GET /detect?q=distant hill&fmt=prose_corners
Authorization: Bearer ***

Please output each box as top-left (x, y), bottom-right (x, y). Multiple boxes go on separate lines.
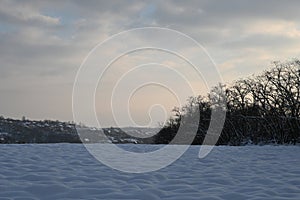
top-left (0, 117), bottom-right (157, 144)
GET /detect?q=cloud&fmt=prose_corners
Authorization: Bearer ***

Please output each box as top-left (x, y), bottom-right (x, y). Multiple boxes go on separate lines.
top-left (0, 0), bottom-right (60, 27)
top-left (0, 0), bottom-right (300, 125)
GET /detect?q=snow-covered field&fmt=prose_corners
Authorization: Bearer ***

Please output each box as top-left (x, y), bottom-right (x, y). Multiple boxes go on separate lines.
top-left (0, 144), bottom-right (299, 200)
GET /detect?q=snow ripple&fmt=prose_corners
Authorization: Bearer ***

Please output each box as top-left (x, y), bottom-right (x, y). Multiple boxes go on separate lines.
top-left (0, 144), bottom-right (299, 199)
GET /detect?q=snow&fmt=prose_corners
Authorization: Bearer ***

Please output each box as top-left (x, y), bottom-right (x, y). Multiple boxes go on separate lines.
top-left (0, 144), bottom-right (299, 199)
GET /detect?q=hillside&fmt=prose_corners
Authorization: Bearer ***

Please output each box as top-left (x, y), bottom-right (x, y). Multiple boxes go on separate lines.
top-left (0, 117), bottom-right (156, 144)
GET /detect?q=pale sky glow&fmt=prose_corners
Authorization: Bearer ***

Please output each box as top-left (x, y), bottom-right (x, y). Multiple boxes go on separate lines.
top-left (1, 0), bottom-right (300, 127)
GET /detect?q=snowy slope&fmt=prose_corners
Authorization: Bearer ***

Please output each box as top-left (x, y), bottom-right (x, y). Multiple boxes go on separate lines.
top-left (0, 144), bottom-right (299, 199)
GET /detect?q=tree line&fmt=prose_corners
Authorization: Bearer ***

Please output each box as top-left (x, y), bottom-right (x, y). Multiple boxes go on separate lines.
top-left (154, 59), bottom-right (300, 145)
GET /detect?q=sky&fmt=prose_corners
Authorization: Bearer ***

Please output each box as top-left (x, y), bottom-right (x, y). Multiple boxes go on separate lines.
top-left (1, 0), bottom-right (300, 127)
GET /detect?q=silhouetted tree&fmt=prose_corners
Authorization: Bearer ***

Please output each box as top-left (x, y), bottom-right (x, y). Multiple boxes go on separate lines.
top-left (154, 59), bottom-right (300, 145)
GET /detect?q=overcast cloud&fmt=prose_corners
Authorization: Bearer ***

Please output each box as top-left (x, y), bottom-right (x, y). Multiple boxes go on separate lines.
top-left (0, 0), bottom-right (300, 126)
